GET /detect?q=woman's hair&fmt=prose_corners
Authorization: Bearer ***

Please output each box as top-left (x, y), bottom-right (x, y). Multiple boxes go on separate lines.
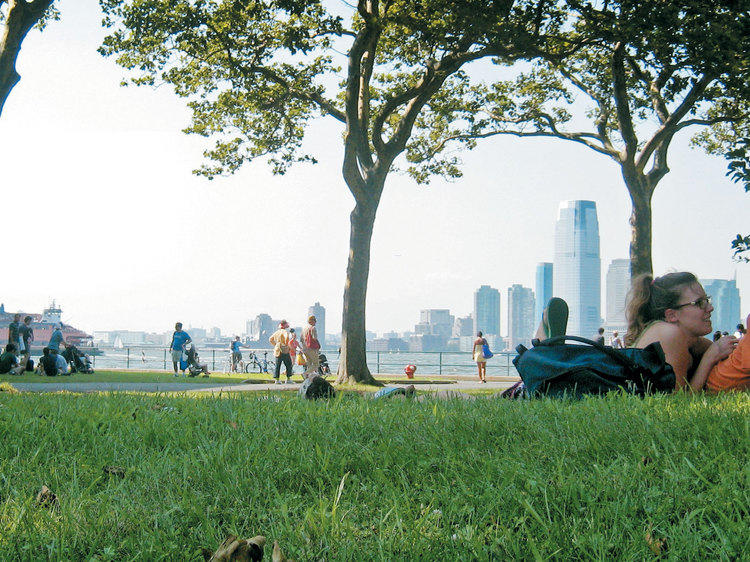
top-left (624, 272), bottom-right (698, 346)
top-left (476, 331), bottom-right (483, 337)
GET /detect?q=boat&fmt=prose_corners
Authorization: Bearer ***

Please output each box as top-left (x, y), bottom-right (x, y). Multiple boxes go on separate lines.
top-left (0, 300), bottom-right (101, 354)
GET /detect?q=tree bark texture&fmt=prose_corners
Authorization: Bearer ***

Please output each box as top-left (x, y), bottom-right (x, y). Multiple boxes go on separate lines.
top-left (623, 169), bottom-right (654, 279)
top-left (0, 0), bottom-right (53, 117)
top-left (336, 199), bottom-right (381, 386)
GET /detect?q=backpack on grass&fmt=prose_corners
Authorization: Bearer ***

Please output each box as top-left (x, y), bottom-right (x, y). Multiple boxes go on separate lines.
top-left (512, 335), bottom-right (675, 398)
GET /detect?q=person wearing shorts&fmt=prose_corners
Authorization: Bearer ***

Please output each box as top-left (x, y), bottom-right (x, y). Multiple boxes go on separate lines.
top-left (19, 316), bottom-right (33, 370)
top-left (169, 322), bottom-right (191, 375)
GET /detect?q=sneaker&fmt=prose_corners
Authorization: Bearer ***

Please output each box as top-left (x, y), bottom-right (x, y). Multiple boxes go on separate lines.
top-left (543, 297), bottom-right (569, 340)
top-left (274, 379), bottom-right (280, 384)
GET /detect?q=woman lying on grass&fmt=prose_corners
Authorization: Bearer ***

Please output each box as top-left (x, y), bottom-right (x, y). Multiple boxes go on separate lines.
top-left (625, 272), bottom-right (748, 392)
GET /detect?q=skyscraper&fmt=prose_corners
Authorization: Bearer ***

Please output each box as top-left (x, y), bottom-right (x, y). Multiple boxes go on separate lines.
top-left (534, 262), bottom-right (553, 323)
top-left (700, 278), bottom-right (741, 333)
top-left (553, 200), bottom-right (601, 339)
top-left (308, 302), bottom-right (326, 347)
top-left (508, 284), bottom-right (535, 350)
top-left (606, 258), bottom-right (630, 330)
top-left (474, 285), bottom-right (501, 336)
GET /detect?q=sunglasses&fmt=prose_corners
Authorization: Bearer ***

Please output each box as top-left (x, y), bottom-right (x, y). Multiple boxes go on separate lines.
top-left (673, 295), bottom-right (712, 310)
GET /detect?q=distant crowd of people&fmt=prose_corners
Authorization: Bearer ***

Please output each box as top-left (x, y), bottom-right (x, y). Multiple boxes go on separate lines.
top-left (1, 314), bottom-right (93, 376)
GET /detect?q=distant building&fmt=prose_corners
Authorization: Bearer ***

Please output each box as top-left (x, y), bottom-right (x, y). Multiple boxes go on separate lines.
top-left (474, 285), bottom-right (501, 336)
top-left (188, 327), bottom-right (207, 343)
top-left (535, 262), bottom-right (553, 324)
top-left (700, 278), bottom-right (742, 333)
top-left (606, 258), bottom-right (630, 331)
top-left (508, 284), bottom-right (535, 350)
top-left (554, 200), bottom-right (601, 339)
top-left (208, 327), bottom-right (222, 339)
top-left (308, 302), bottom-right (326, 347)
top-left (416, 309), bottom-right (453, 338)
top-left (408, 334), bottom-right (446, 352)
top-left (369, 337), bottom-right (408, 352)
top-left (247, 314), bottom-right (277, 344)
top-left (453, 315), bottom-right (474, 337)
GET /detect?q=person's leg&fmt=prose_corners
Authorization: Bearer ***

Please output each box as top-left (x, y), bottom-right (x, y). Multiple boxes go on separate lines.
top-left (480, 362), bottom-right (487, 382)
top-left (309, 350), bottom-right (320, 375)
top-left (274, 355), bottom-right (282, 382)
top-left (283, 354), bottom-right (293, 381)
top-left (534, 297), bottom-right (569, 341)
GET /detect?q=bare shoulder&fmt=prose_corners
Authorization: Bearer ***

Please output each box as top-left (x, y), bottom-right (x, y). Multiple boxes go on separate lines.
top-left (637, 321), bottom-right (685, 348)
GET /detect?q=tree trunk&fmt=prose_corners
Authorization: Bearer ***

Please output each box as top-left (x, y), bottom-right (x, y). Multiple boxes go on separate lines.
top-left (0, 0), bottom-right (53, 117)
top-left (623, 171), bottom-right (654, 278)
top-left (335, 197), bottom-right (382, 386)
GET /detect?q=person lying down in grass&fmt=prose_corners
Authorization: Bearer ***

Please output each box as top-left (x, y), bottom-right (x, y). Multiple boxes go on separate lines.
top-left (625, 272), bottom-right (747, 393)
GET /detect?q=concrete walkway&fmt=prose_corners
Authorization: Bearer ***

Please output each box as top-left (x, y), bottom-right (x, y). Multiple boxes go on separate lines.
top-left (12, 379), bottom-right (516, 394)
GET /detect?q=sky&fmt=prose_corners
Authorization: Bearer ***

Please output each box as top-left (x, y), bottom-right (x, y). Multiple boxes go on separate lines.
top-left (1, 1), bottom-right (748, 337)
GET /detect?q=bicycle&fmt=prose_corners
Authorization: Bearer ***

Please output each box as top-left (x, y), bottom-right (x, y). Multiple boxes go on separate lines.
top-left (244, 351), bottom-right (271, 374)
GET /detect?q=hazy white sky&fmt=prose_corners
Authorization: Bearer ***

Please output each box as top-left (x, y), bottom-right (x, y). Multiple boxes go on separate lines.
top-left (1, 1), bottom-right (748, 337)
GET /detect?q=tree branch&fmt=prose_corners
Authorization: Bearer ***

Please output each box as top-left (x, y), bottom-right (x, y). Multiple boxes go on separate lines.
top-left (636, 73), bottom-right (714, 173)
top-left (611, 42), bottom-right (638, 163)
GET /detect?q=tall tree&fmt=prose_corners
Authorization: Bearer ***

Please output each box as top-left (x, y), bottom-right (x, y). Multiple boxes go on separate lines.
top-left (99, 0), bottom-right (575, 383)
top-left (447, 0), bottom-right (749, 277)
top-left (0, 0), bottom-right (57, 117)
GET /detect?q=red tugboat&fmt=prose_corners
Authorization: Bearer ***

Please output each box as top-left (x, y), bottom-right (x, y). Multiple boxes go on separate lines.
top-left (0, 300), bottom-right (97, 352)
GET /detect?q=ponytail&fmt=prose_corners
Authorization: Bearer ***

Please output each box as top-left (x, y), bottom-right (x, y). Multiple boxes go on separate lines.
top-left (624, 271), bottom-right (698, 346)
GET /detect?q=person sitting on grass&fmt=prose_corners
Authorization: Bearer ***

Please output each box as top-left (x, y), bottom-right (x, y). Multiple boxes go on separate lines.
top-left (0, 343), bottom-right (25, 375)
top-left (52, 349), bottom-right (69, 375)
top-left (37, 347), bottom-right (61, 376)
top-left (625, 272), bottom-right (746, 392)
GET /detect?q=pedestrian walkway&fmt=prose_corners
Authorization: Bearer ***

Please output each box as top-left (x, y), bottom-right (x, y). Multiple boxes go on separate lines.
top-left (12, 378), bottom-right (516, 394)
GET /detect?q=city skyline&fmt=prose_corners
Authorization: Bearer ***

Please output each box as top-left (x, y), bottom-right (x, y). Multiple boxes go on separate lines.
top-left (1, 2), bottom-right (748, 338)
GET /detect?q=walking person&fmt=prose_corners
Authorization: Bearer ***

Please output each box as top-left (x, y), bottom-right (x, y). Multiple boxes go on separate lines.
top-left (610, 330), bottom-right (623, 349)
top-left (230, 336), bottom-right (244, 373)
top-left (288, 328), bottom-right (300, 374)
top-left (301, 315), bottom-right (321, 379)
top-left (48, 323), bottom-right (66, 352)
top-left (269, 320), bottom-right (293, 384)
top-left (8, 314), bottom-right (21, 352)
top-left (169, 322), bottom-right (192, 376)
top-left (19, 315), bottom-right (33, 370)
top-left (472, 331), bottom-right (488, 383)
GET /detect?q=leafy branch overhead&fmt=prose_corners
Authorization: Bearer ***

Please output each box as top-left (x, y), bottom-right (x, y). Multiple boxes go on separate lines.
top-left (99, 0), bottom-right (582, 182)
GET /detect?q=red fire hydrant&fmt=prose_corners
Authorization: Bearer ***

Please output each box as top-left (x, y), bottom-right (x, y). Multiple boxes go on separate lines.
top-left (404, 364), bottom-right (417, 379)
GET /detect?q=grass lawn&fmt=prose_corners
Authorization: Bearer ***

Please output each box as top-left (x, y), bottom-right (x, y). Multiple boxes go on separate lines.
top-left (0, 391), bottom-right (748, 560)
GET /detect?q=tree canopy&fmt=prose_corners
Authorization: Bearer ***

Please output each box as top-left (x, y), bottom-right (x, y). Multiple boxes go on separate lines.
top-left (436, 0), bottom-right (749, 276)
top-left (100, 0), bottom-right (581, 382)
top-left (99, 0), bottom-right (749, 378)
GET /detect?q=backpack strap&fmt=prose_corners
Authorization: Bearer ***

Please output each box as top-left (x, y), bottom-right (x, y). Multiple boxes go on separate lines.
top-left (533, 335), bottom-right (640, 371)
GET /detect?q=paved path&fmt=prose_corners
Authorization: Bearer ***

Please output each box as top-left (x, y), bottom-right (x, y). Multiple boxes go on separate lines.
top-left (12, 379), bottom-right (516, 394)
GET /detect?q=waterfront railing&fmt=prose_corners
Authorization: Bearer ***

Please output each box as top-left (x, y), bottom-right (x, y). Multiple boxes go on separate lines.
top-left (79, 347), bottom-right (520, 378)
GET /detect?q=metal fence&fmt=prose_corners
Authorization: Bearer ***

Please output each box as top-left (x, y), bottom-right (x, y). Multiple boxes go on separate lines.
top-left (84, 347), bottom-right (520, 377)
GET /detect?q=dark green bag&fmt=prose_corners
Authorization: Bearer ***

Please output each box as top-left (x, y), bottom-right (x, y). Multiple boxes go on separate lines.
top-left (512, 335), bottom-right (675, 398)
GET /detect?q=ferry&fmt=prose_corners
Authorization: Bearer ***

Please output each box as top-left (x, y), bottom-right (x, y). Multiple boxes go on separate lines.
top-left (0, 300), bottom-right (100, 354)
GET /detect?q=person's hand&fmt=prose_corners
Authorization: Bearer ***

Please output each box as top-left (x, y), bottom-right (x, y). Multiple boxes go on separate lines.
top-left (713, 336), bottom-right (739, 361)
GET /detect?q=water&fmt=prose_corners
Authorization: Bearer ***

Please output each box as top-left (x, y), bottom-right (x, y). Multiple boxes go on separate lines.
top-left (80, 347), bottom-right (520, 377)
